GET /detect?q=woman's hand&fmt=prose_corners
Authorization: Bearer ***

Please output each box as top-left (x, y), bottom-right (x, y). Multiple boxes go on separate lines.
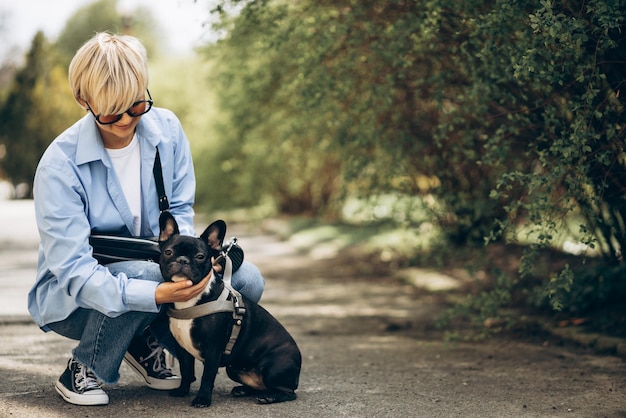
top-left (155, 271), bottom-right (211, 304)
top-left (211, 256), bottom-right (223, 274)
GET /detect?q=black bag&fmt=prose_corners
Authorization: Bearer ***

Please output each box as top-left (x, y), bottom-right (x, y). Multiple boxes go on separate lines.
top-left (89, 235), bottom-right (161, 264)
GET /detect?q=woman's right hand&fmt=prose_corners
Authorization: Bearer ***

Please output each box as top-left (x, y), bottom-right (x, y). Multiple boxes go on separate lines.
top-left (154, 272), bottom-right (211, 304)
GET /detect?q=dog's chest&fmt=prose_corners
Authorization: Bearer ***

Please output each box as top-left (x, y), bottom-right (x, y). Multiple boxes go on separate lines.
top-left (170, 318), bottom-right (204, 361)
top-left (170, 293), bottom-right (205, 361)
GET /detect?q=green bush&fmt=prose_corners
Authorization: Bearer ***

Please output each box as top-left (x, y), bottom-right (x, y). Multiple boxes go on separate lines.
top-left (202, 0), bottom-right (626, 323)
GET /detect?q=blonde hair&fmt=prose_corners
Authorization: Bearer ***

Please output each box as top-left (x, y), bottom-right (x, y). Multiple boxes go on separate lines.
top-left (69, 32), bottom-right (149, 116)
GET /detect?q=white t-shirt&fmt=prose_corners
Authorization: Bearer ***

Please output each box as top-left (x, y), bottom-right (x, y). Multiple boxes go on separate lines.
top-left (106, 134), bottom-right (142, 235)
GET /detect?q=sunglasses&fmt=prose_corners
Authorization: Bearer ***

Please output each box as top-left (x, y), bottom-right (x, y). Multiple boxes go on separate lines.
top-left (86, 90), bottom-right (153, 125)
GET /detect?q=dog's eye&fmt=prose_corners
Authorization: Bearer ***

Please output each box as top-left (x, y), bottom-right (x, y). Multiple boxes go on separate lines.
top-left (164, 249), bottom-right (173, 256)
top-left (196, 253), bottom-right (206, 261)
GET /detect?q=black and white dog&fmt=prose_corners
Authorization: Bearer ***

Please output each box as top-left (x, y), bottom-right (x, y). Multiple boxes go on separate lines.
top-left (158, 211), bottom-right (301, 408)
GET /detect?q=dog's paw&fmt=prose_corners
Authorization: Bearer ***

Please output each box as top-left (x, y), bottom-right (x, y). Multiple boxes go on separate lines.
top-left (257, 391), bottom-right (297, 404)
top-left (169, 387), bottom-right (189, 398)
top-left (192, 396), bottom-right (212, 408)
top-left (231, 385), bottom-right (257, 397)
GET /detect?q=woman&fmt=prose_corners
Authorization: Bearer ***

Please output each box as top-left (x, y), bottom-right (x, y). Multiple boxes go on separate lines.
top-left (27, 32), bottom-right (265, 406)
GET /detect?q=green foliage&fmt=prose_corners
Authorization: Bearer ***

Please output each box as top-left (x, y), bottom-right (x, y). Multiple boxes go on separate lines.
top-left (0, 32), bottom-right (83, 193)
top-left (204, 0), bottom-right (626, 324)
top-left (199, 1), bottom-right (346, 216)
top-left (493, 0), bottom-right (626, 262)
top-left (426, 0), bottom-right (626, 318)
top-left (0, 0), bottom-right (163, 195)
top-left (547, 263), bottom-right (626, 316)
top-left (148, 55), bottom-right (227, 211)
top-left (204, 0), bottom-right (518, 236)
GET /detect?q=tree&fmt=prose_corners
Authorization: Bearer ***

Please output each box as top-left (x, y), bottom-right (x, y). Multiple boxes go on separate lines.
top-left (0, 32), bottom-right (80, 195)
top-left (0, 0), bottom-right (163, 196)
top-left (202, 0), bottom-right (512, 230)
top-left (203, 0), bottom-right (626, 319)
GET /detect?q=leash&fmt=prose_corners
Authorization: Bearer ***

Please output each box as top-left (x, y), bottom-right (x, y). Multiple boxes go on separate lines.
top-left (167, 241), bottom-right (246, 356)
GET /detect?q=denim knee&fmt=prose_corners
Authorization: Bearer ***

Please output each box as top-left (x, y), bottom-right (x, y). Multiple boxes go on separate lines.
top-left (231, 261), bottom-right (265, 303)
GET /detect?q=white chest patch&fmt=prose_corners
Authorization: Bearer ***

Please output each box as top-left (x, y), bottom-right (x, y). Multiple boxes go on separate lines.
top-left (170, 318), bottom-right (203, 361)
top-left (168, 275), bottom-right (217, 362)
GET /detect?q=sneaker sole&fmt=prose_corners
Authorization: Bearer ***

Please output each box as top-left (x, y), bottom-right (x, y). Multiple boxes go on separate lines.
top-left (123, 353), bottom-right (181, 390)
top-left (54, 380), bottom-right (109, 406)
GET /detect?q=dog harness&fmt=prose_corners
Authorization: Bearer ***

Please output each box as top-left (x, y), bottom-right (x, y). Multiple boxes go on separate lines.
top-left (167, 250), bottom-right (245, 356)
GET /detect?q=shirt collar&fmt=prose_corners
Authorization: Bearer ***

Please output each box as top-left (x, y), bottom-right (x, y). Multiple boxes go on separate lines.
top-left (75, 111), bottom-right (161, 166)
top-left (75, 114), bottom-right (106, 166)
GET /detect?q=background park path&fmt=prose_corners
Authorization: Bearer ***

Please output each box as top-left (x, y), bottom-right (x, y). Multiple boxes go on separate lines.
top-left (0, 199), bottom-right (624, 417)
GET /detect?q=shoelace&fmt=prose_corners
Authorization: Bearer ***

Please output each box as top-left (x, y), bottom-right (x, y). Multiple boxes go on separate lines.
top-left (144, 337), bottom-right (173, 376)
top-left (74, 362), bottom-right (101, 393)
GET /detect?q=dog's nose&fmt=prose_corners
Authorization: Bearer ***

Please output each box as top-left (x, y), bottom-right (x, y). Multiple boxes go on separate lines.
top-left (176, 256), bottom-right (190, 265)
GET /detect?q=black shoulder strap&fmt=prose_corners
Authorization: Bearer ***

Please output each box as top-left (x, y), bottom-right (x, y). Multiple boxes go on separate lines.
top-left (153, 148), bottom-right (170, 212)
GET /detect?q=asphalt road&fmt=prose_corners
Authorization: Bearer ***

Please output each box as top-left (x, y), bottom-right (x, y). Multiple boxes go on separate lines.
top-left (0, 200), bottom-right (625, 417)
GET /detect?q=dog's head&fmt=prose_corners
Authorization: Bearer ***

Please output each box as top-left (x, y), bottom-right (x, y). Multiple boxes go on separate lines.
top-left (158, 211), bottom-right (226, 284)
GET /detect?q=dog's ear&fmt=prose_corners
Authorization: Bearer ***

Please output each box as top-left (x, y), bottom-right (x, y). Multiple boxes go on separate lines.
top-left (158, 211), bottom-right (180, 242)
top-left (200, 220), bottom-right (226, 250)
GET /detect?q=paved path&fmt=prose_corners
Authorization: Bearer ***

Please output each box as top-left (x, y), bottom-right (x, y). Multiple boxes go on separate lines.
top-left (0, 200), bottom-right (625, 417)
top-left (0, 200), bottom-right (39, 319)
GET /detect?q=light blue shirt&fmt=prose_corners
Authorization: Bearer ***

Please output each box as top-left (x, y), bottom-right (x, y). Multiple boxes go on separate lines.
top-left (28, 107), bottom-right (196, 329)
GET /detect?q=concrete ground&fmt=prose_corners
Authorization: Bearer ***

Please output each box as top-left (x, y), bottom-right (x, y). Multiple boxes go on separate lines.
top-left (0, 200), bottom-right (625, 417)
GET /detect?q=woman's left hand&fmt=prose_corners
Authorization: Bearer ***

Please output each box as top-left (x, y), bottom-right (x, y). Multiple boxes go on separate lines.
top-left (154, 271), bottom-right (211, 304)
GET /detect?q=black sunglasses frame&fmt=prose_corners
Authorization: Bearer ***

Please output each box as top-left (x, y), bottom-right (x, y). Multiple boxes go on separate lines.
top-left (86, 90), bottom-right (153, 125)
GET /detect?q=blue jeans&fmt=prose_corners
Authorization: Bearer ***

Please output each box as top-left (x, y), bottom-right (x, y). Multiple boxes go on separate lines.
top-left (46, 260), bottom-right (264, 384)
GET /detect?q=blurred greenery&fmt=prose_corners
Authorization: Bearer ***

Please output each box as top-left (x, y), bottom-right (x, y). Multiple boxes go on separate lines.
top-left (1, 0), bottom-right (626, 337)
top-left (55, 0), bottom-right (162, 63)
top-left (0, 0), bottom-right (161, 195)
top-left (0, 32), bottom-right (83, 191)
top-left (201, 0), bottom-right (626, 335)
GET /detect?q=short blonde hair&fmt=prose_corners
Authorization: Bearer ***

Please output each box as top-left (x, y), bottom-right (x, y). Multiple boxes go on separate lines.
top-left (69, 32), bottom-right (149, 116)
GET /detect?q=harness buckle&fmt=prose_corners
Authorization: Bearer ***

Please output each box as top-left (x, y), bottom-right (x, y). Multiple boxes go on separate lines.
top-left (232, 294), bottom-right (246, 316)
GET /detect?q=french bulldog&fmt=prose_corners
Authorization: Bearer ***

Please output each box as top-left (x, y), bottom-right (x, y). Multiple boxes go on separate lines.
top-left (158, 211), bottom-right (302, 408)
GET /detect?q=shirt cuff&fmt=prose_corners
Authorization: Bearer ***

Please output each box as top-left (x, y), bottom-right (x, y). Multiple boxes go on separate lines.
top-left (124, 279), bottom-right (160, 312)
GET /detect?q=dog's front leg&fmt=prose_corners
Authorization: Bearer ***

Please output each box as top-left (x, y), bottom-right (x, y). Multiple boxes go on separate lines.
top-left (169, 347), bottom-right (195, 398)
top-left (192, 355), bottom-right (221, 408)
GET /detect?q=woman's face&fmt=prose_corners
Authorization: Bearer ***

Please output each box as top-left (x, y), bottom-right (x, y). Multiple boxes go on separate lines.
top-left (85, 92), bottom-right (149, 149)
top-left (93, 111), bottom-right (142, 149)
